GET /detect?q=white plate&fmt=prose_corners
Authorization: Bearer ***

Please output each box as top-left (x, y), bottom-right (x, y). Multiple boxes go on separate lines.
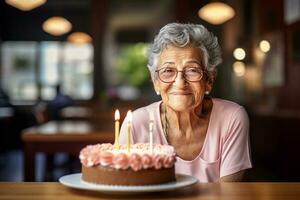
top-left (59, 173), bottom-right (198, 193)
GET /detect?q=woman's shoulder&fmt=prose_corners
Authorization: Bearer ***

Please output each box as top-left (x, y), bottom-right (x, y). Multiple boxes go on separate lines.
top-left (212, 98), bottom-right (244, 112)
top-left (212, 98), bottom-right (248, 124)
top-left (133, 101), bottom-right (160, 113)
top-left (132, 101), bottom-right (161, 121)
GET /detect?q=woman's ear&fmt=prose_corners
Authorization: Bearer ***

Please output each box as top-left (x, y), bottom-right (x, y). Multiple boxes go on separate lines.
top-left (152, 76), bottom-right (160, 95)
top-left (204, 71), bottom-right (216, 94)
top-left (153, 82), bottom-right (160, 95)
top-left (205, 80), bottom-right (213, 94)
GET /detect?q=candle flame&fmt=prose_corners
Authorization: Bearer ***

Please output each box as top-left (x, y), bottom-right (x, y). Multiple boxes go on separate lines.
top-left (115, 109), bottom-right (120, 120)
top-left (127, 110), bottom-right (132, 122)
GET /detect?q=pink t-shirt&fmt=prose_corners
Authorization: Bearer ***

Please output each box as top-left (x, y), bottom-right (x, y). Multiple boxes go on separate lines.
top-left (119, 98), bottom-right (252, 182)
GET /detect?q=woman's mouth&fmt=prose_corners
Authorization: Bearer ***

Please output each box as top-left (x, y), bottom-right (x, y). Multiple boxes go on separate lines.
top-left (170, 91), bottom-right (191, 95)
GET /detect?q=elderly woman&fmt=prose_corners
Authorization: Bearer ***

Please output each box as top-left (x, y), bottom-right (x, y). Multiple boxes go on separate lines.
top-left (119, 23), bottom-right (252, 182)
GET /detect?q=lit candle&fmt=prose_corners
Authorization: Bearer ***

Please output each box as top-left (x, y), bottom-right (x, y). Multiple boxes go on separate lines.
top-left (149, 112), bottom-right (154, 154)
top-left (114, 109), bottom-right (120, 150)
top-left (126, 110), bottom-right (132, 153)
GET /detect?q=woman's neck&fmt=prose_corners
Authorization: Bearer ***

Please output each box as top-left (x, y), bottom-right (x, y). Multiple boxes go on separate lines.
top-left (162, 98), bottom-right (212, 139)
top-left (166, 106), bottom-right (199, 130)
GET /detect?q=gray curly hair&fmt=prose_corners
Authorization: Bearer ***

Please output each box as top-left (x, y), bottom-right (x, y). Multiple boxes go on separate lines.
top-left (148, 23), bottom-right (222, 82)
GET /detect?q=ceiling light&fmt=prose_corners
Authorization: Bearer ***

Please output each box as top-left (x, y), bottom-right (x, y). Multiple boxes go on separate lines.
top-left (42, 16), bottom-right (72, 36)
top-left (5, 0), bottom-right (46, 11)
top-left (259, 40), bottom-right (271, 53)
top-left (233, 48), bottom-right (246, 60)
top-left (67, 32), bottom-right (92, 44)
top-left (198, 2), bottom-right (235, 25)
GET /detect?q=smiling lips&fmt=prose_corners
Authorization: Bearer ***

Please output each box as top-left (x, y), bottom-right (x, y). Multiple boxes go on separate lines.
top-left (169, 91), bottom-right (192, 95)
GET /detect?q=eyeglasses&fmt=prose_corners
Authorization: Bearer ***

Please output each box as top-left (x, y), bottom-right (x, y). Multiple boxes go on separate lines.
top-left (155, 67), bottom-right (204, 83)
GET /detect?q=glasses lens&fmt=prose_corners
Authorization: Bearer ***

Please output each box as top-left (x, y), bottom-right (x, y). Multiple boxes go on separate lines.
top-left (157, 67), bottom-right (204, 82)
top-left (184, 68), bottom-right (203, 81)
top-left (158, 67), bottom-right (177, 82)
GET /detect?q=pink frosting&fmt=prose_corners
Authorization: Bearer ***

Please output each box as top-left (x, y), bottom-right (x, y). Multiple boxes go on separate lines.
top-left (129, 154), bottom-right (143, 171)
top-left (153, 155), bottom-right (164, 169)
top-left (113, 153), bottom-right (129, 170)
top-left (163, 155), bottom-right (175, 168)
top-left (141, 154), bottom-right (153, 169)
top-left (99, 151), bottom-right (113, 166)
top-left (79, 143), bottom-right (176, 171)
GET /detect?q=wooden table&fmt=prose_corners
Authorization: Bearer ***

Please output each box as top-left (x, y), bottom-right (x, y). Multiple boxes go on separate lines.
top-left (0, 182), bottom-right (299, 199)
top-left (21, 120), bottom-right (114, 182)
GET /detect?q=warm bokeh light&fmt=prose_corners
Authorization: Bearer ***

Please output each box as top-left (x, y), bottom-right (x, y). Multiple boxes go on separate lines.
top-left (67, 32), bottom-right (92, 44)
top-left (5, 0), bottom-right (46, 11)
top-left (198, 2), bottom-right (235, 25)
top-left (233, 48), bottom-right (246, 60)
top-left (259, 40), bottom-right (271, 53)
top-left (42, 16), bottom-right (72, 36)
top-left (233, 61), bottom-right (246, 76)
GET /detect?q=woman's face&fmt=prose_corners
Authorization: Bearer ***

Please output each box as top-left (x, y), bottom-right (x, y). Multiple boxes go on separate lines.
top-left (153, 44), bottom-right (211, 112)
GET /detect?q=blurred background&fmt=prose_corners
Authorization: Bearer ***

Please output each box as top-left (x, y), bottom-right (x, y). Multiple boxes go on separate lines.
top-left (0, 0), bottom-right (300, 182)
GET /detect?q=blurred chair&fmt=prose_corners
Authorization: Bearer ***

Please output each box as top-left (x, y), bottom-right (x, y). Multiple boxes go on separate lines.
top-left (248, 110), bottom-right (300, 181)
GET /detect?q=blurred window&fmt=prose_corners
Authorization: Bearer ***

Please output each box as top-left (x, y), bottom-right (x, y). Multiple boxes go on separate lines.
top-left (1, 41), bottom-right (93, 103)
top-left (1, 42), bottom-right (38, 101)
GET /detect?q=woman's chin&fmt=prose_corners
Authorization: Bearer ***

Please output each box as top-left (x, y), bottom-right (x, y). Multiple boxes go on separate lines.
top-left (167, 101), bottom-right (195, 112)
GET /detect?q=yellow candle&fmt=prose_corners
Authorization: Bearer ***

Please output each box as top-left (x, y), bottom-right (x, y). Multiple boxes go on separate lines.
top-left (149, 112), bottom-right (154, 154)
top-left (126, 110), bottom-right (132, 153)
top-left (114, 109), bottom-right (120, 150)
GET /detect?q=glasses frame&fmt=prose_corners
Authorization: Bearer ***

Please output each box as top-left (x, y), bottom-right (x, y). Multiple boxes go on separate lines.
top-left (155, 67), bottom-right (205, 83)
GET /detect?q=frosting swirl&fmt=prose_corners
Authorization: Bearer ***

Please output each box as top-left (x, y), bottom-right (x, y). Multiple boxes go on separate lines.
top-left (79, 143), bottom-right (176, 171)
top-left (113, 153), bottom-right (129, 170)
top-left (129, 153), bottom-right (143, 171)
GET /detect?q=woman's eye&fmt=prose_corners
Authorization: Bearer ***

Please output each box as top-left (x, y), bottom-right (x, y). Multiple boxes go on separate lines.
top-left (186, 68), bottom-right (199, 73)
top-left (162, 68), bottom-right (175, 73)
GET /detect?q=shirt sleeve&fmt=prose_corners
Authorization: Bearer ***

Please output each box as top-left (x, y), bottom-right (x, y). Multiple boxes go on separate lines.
top-left (220, 106), bottom-right (252, 177)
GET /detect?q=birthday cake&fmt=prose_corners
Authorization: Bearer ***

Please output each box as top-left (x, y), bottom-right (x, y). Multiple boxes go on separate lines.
top-left (79, 143), bottom-right (176, 185)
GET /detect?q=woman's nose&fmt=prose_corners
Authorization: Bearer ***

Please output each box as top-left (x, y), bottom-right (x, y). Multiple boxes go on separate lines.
top-left (173, 71), bottom-right (187, 87)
